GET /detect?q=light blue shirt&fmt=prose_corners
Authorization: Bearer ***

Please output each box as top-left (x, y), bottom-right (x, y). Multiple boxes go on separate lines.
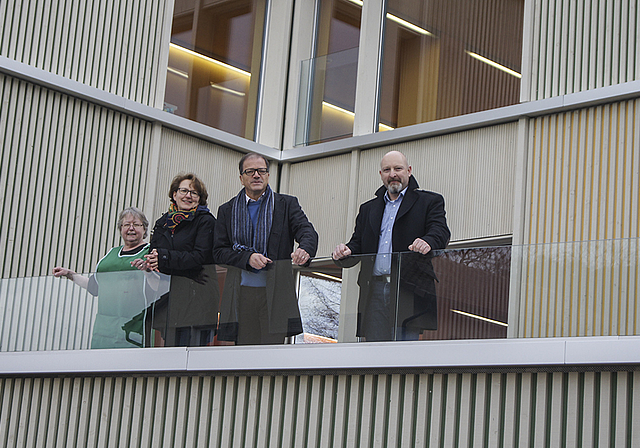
top-left (372, 188), bottom-right (407, 275)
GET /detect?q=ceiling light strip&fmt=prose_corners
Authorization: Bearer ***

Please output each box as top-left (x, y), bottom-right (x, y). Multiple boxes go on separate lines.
top-left (169, 42), bottom-right (251, 77)
top-left (465, 51), bottom-right (522, 78)
top-left (451, 309), bottom-right (509, 327)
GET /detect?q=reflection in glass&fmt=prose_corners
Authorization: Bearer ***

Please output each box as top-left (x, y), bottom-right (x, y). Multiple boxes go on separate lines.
top-left (296, 261), bottom-right (343, 343)
top-left (296, 0), bottom-right (362, 145)
top-left (379, 0), bottom-right (524, 130)
top-left (6, 240), bottom-right (640, 351)
top-left (297, 48), bottom-right (360, 145)
top-left (164, 0), bottom-right (266, 139)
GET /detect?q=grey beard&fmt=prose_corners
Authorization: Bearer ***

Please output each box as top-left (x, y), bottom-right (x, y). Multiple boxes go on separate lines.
top-left (387, 183), bottom-right (402, 195)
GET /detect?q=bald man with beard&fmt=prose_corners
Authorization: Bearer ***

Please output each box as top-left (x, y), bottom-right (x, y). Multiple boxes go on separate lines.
top-left (333, 151), bottom-right (450, 342)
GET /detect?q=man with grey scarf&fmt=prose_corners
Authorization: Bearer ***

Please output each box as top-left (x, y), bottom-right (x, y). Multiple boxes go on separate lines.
top-left (214, 153), bottom-right (318, 345)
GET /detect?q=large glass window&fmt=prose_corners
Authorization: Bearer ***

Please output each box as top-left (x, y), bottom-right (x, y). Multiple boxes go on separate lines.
top-left (164, 0), bottom-right (266, 139)
top-left (296, 0), bottom-right (362, 145)
top-left (379, 0), bottom-right (524, 131)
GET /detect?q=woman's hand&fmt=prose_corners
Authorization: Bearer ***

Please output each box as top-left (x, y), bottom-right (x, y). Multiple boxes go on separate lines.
top-left (130, 257), bottom-right (149, 271)
top-left (52, 266), bottom-right (75, 280)
top-left (144, 249), bottom-right (159, 272)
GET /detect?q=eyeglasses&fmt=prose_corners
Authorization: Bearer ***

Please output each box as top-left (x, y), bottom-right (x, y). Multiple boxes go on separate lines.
top-left (176, 187), bottom-right (200, 198)
top-left (121, 222), bottom-right (144, 229)
top-left (241, 168), bottom-right (269, 176)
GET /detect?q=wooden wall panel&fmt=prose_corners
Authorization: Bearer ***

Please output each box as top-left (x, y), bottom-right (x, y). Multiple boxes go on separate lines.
top-left (516, 100), bottom-right (640, 337)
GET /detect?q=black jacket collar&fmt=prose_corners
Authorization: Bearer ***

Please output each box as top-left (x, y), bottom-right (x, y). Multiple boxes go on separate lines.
top-left (374, 175), bottom-right (420, 199)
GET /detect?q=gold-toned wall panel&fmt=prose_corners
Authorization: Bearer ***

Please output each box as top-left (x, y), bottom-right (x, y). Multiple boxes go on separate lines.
top-left (529, 0), bottom-right (640, 100)
top-left (357, 124), bottom-right (518, 242)
top-left (287, 154), bottom-right (352, 257)
top-left (0, 0), bottom-right (169, 106)
top-left (155, 129), bottom-right (247, 223)
top-left (1, 370), bottom-right (639, 447)
top-left (518, 100), bottom-right (640, 337)
top-left (0, 75), bottom-right (153, 278)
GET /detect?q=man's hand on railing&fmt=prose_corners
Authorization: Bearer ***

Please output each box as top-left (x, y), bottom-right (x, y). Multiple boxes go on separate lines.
top-left (332, 243), bottom-right (352, 260)
top-left (408, 238), bottom-right (431, 255)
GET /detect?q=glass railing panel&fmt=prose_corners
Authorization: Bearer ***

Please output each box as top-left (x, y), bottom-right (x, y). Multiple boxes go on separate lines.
top-left (3, 239), bottom-right (639, 351)
top-left (413, 247), bottom-right (510, 341)
top-left (296, 47), bottom-right (359, 146)
top-left (512, 238), bottom-right (640, 338)
top-left (0, 270), bottom-right (171, 352)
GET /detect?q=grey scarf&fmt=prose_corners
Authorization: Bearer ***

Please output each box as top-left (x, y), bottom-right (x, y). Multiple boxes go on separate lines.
top-left (231, 185), bottom-right (274, 256)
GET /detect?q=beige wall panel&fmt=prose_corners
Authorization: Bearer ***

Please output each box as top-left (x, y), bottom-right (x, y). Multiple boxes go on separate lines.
top-left (0, 0), bottom-right (169, 106)
top-left (287, 154), bottom-right (352, 257)
top-left (517, 100), bottom-right (640, 337)
top-left (155, 129), bottom-right (248, 222)
top-left (356, 123), bottom-right (518, 242)
top-left (528, 0), bottom-right (640, 100)
top-left (1, 369), bottom-right (639, 447)
top-left (0, 75), bottom-right (153, 278)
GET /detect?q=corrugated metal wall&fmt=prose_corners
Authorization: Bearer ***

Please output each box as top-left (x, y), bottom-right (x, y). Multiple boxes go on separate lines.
top-left (0, 75), bottom-right (154, 278)
top-left (0, 277), bottom-right (94, 352)
top-left (515, 99), bottom-right (640, 337)
top-left (528, 0), bottom-right (640, 100)
top-left (0, 0), bottom-right (169, 106)
top-left (1, 369), bottom-right (639, 447)
top-left (288, 154), bottom-right (352, 257)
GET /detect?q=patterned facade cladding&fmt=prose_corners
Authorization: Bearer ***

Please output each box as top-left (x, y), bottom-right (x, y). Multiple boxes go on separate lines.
top-left (527, 0), bottom-right (640, 100)
top-left (514, 99), bottom-right (640, 337)
top-left (1, 370), bottom-right (639, 447)
top-left (0, 0), bottom-right (169, 107)
top-left (0, 74), bottom-right (153, 278)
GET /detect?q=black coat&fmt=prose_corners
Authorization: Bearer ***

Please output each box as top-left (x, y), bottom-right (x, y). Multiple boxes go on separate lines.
top-left (149, 207), bottom-right (218, 343)
top-left (343, 175), bottom-right (450, 334)
top-left (214, 192), bottom-right (318, 341)
top-left (150, 208), bottom-right (216, 279)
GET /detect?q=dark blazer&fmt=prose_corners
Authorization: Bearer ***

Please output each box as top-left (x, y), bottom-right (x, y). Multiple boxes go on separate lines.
top-left (342, 175), bottom-right (450, 334)
top-left (214, 192), bottom-right (318, 341)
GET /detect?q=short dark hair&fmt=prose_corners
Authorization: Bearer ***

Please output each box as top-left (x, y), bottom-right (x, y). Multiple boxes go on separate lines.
top-left (239, 153), bottom-right (270, 174)
top-left (168, 173), bottom-right (208, 206)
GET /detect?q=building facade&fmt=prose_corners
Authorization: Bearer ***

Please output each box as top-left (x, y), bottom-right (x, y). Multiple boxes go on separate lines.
top-left (1, 0), bottom-right (640, 446)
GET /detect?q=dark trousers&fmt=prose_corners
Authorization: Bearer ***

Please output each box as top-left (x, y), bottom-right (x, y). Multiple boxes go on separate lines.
top-left (362, 280), bottom-right (420, 342)
top-left (237, 286), bottom-right (287, 345)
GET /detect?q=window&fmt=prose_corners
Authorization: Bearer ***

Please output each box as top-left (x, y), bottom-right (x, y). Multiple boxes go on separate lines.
top-left (379, 0), bottom-right (524, 130)
top-left (297, 0), bottom-right (362, 145)
top-left (164, 0), bottom-right (266, 139)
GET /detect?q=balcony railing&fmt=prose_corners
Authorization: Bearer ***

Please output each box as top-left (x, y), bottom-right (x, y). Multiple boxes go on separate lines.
top-left (2, 239), bottom-right (638, 351)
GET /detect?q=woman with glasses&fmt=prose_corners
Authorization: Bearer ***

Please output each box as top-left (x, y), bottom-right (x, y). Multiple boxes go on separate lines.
top-left (136, 173), bottom-right (218, 346)
top-left (53, 207), bottom-right (154, 348)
